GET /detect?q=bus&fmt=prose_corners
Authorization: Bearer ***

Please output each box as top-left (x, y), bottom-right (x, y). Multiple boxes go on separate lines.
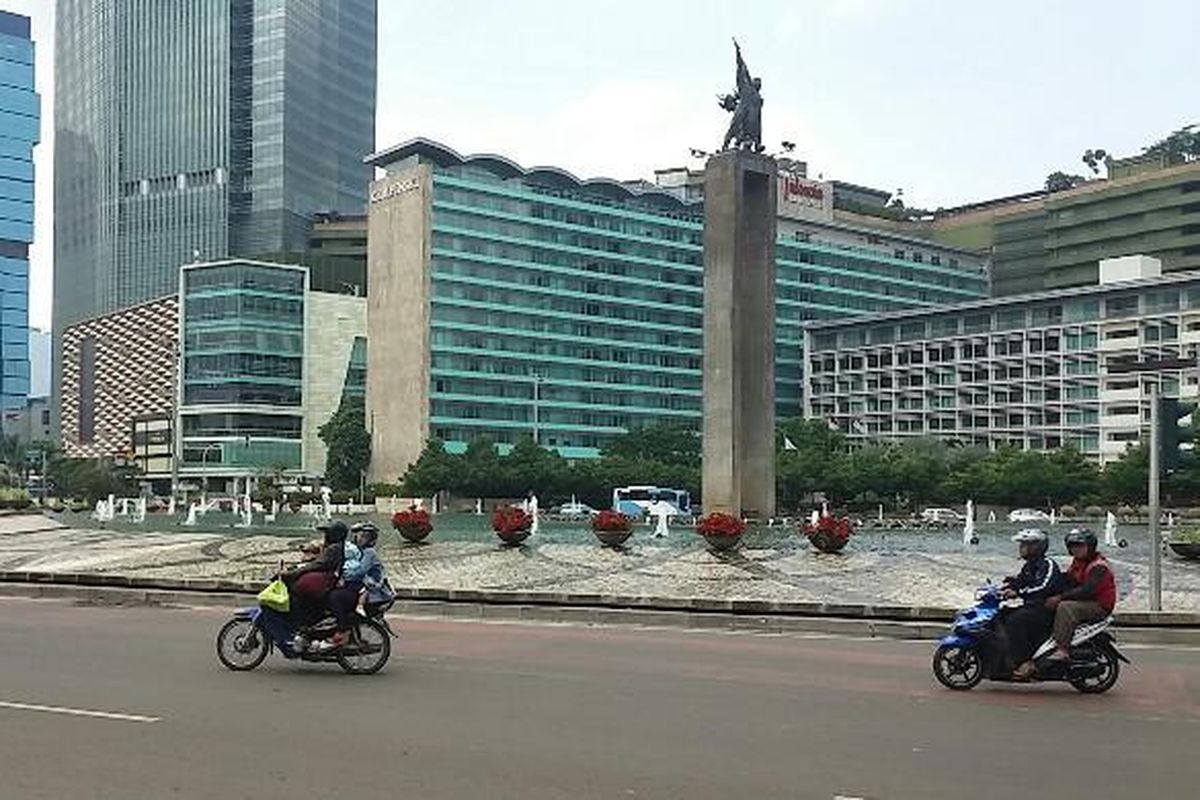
top-left (612, 486), bottom-right (692, 518)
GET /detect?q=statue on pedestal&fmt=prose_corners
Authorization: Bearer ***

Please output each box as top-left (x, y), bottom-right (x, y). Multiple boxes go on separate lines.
top-left (718, 39), bottom-right (763, 152)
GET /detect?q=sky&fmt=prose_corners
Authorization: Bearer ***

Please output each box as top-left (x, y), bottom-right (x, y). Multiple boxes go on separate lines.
top-left (6, 0), bottom-right (1198, 330)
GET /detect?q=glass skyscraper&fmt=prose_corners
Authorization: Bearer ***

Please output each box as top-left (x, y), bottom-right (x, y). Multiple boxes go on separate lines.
top-left (53, 0), bottom-right (376, 411)
top-left (0, 11), bottom-right (37, 411)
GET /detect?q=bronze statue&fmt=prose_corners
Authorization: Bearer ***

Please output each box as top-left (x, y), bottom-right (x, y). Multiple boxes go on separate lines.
top-left (718, 39), bottom-right (763, 152)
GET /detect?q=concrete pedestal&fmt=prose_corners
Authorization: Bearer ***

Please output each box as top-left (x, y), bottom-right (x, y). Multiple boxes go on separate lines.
top-left (702, 150), bottom-right (777, 518)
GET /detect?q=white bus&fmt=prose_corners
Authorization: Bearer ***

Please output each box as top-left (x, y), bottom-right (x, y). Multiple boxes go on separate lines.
top-left (611, 486), bottom-right (692, 518)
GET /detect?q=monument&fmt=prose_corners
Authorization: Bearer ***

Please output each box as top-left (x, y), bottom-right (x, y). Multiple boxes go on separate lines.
top-left (703, 40), bottom-right (777, 518)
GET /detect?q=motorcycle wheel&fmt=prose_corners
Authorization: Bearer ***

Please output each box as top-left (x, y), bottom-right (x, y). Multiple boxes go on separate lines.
top-left (336, 619), bottom-right (391, 675)
top-left (933, 644), bottom-right (983, 690)
top-left (216, 618), bottom-right (270, 671)
top-left (1068, 647), bottom-right (1120, 694)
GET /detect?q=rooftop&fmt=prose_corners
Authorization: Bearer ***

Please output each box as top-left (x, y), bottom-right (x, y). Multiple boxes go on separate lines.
top-left (366, 137), bottom-right (698, 211)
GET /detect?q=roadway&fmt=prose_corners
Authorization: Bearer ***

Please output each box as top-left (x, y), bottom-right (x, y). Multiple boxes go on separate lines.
top-left (0, 597), bottom-right (1197, 799)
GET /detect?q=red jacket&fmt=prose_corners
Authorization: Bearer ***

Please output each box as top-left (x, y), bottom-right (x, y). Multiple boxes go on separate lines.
top-left (1065, 553), bottom-right (1116, 613)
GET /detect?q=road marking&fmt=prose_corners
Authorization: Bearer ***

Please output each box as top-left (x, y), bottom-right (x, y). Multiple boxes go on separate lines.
top-left (0, 700), bottom-right (160, 723)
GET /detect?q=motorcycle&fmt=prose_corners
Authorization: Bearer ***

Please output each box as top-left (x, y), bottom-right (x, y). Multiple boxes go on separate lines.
top-left (216, 596), bottom-right (397, 675)
top-left (932, 585), bottom-right (1129, 694)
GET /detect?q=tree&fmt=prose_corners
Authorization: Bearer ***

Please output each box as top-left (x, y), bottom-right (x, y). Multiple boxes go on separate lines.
top-left (47, 457), bottom-right (139, 502)
top-left (399, 438), bottom-right (460, 496)
top-left (459, 437), bottom-right (503, 498)
top-left (1081, 148), bottom-right (1109, 175)
top-left (1044, 171), bottom-right (1086, 192)
top-left (604, 424), bottom-right (700, 467)
top-left (1102, 444), bottom-right (1147, 505)
top-left (1142, 124), bottom-right (1199, 164)
top-left (500, 435), bottom-right (569, 497)
top-left (317, 397), bottom-right (371, 492)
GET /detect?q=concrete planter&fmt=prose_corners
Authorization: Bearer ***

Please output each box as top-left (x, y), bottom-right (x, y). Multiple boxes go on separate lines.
top-left (805, 531), bottom-right (848, 554)
top-left (395, 526), bottom-right (431, 544)
top-left (1169, 542), bottom-right (1200, 560)
top-left (495, 529), bottom-right (531, 547)
top-left (702, 533), bottom-right (742, 552)
top-left (594, 529), bottom-right (633, 548)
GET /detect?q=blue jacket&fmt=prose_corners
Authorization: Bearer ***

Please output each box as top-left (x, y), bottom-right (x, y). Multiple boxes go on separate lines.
top-left (343, 547), bottom-right (390, 602)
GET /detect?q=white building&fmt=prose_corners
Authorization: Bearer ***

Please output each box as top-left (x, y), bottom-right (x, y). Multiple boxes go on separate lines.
top-left (803, 256), bottom-right (1200, 464)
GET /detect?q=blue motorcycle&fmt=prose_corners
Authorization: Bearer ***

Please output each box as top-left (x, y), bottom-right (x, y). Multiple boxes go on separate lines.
top-left (933, 585), bottom-right (1128, 693)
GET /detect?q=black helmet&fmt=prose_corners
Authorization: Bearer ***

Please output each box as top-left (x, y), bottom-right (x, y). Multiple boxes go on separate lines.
top-left (316, 519), bottom-right (349, 544)
top-left (1064, 528), bottom-right (1098, 555)
top-left (1011, 528), bottom-right (1049, 558)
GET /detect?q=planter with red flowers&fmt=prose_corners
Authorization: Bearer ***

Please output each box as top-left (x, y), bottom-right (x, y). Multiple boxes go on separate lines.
top-left (801, 515), bottom-right (852, 554)
top-left (695, 512), bottom-right (746, 552)
top-left (391, 507), bottom-right (433, 543)
top-left (491, 505), bottom-right (533, 546)
top-left (591, 510), bottom-right (634, 548)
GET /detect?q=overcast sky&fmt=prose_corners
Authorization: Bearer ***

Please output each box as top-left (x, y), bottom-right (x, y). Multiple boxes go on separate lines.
top-left (7, 0), bottom-right (1198, 329)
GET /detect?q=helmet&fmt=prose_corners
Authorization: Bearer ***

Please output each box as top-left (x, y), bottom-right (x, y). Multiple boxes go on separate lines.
top-left (351, 521), bottom-right (380, 547)
top-left (1011, 528), bottom-right (1049, 558)
top-left (1065, 528), bottom-right (1098, 555)
top-left (316, 519), bottom-right (349, 544)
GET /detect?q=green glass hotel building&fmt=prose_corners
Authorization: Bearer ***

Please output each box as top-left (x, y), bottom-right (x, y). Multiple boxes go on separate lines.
top-left (365, 139), bottom-right (987, 481)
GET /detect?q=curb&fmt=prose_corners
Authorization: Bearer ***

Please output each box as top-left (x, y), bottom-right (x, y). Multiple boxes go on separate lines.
top-left (2, 576), bottom-right (1199, 646)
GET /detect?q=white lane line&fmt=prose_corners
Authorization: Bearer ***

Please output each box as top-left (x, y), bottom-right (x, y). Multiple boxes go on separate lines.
top-left (0, 700), bottom-right (160, 723)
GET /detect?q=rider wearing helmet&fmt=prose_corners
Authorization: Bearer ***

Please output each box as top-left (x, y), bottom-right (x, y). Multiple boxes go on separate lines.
top-left (285, 519), bottom-right (350, 626)
top-left (1044, 528), bottom-right (1116, 662)
top-left (1003, 529), bottom-right (1063, 680)
top-left (321, 522), bottom-right (389, 651)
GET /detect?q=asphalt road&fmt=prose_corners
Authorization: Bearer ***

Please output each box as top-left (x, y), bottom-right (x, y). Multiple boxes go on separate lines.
top-left (0, 598), bottom-right (1198, 800)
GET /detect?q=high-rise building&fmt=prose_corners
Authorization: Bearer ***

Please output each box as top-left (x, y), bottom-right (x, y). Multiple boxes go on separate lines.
top-left (803, 255), bottom-right (1200, 465)
top-left (0, 10), bottom-right (38, 411)
top-left (52, 0), bottom-right (377, 421)
top-left (930, 156), bottom-right (1200, 297)
top-left (364, 138), bottom-right (988, 480)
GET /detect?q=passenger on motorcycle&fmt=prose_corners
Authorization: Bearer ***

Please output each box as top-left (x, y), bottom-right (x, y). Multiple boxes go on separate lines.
top-left (320, 523), bottom-right (380, 651)
top-left (283, 520), bottom-right (349, 646)
top-left (1045, 529), bottom-right (1116, 662)
top-left (1003, 528), bottom-right (1063, 680)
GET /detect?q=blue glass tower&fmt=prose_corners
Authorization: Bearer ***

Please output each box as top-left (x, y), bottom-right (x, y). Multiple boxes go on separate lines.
top-left (0, 11), bottom-right (37, 411)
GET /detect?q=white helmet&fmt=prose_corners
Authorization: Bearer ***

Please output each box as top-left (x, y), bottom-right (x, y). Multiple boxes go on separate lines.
top-left (1011, 528), bottom-right (1048, 557)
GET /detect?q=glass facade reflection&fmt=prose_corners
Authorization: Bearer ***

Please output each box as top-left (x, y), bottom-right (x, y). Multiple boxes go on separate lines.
top-left (382, 144), bottom-right (991, 459)
top-left (0, 11), bottom-right (37, 410)
top-left (180, 261), bottom-right (306, 471)
top-left (53, 0), bottom-right (376, 403)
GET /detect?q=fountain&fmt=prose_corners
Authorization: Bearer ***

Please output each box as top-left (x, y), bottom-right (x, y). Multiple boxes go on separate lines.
top-left (1103, 510), bottom-right (1128, 549)
top-left (650, 500), bottom-right (671, 539)
top-left (265, 499), bottom-right (278, 524)
top-left (475, 497), bottom-right (483, 515)
top-left (183, 502), bottom-right (199, 526)
top-left (527, 493), bottom-right (540, 536)
top-left (167, 495), bottom-right (176, 516)
top-left (235, 495), bottom-right (253, 528)
top-left (319, 486), bottom-right (332, 521)
top-left (133, 497), bottom-right (147, 523)
top-left (962, 499), bottom-right (978, 546)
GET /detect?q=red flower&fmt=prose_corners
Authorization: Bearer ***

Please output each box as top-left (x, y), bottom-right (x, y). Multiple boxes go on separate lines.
top-left (391, 508), bottom-right (433, 536)
top-left (696, 512), bottom-right (746, 537)
top-left (491, 505), bottom-right (533, 535)
top-left (592, 510), bottom-right (633, 533)
top-left (801, 515), bottom-right (853, 542)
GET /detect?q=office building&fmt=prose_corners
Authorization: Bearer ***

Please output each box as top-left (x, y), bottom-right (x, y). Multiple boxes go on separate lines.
top-left (52, 0), bottom-right (377, 420)
top-left (803, 255), bottom-right (1200, 464)
top-left (59, 260), bottom-right (365, 493)
top-left (364, 138), bottom-right (988, 480)
top-left (931, 157), bottom-right (1200, 297)
top-left (0, 10), bottom-right (38, 411)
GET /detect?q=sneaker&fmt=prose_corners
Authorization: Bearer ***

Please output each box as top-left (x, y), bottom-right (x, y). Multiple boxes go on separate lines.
top-left (291, 635), bottom-right (309, 652)
top-left (309, 639), bottom-right (336, 653)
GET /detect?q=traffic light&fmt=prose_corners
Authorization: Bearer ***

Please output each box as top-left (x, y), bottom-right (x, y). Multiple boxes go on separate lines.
top-left (1158, 397), bottom-right (1197, 472)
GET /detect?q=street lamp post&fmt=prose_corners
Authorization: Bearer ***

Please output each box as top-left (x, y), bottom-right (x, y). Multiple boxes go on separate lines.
top-left (199, 442), bottom-right (220, 507)
top-left (531, 372), bottom-right (542, 445)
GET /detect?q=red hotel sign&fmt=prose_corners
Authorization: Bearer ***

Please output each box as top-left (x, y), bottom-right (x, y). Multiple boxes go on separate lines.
top-left (780, 175), bottom-right (825, 203)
